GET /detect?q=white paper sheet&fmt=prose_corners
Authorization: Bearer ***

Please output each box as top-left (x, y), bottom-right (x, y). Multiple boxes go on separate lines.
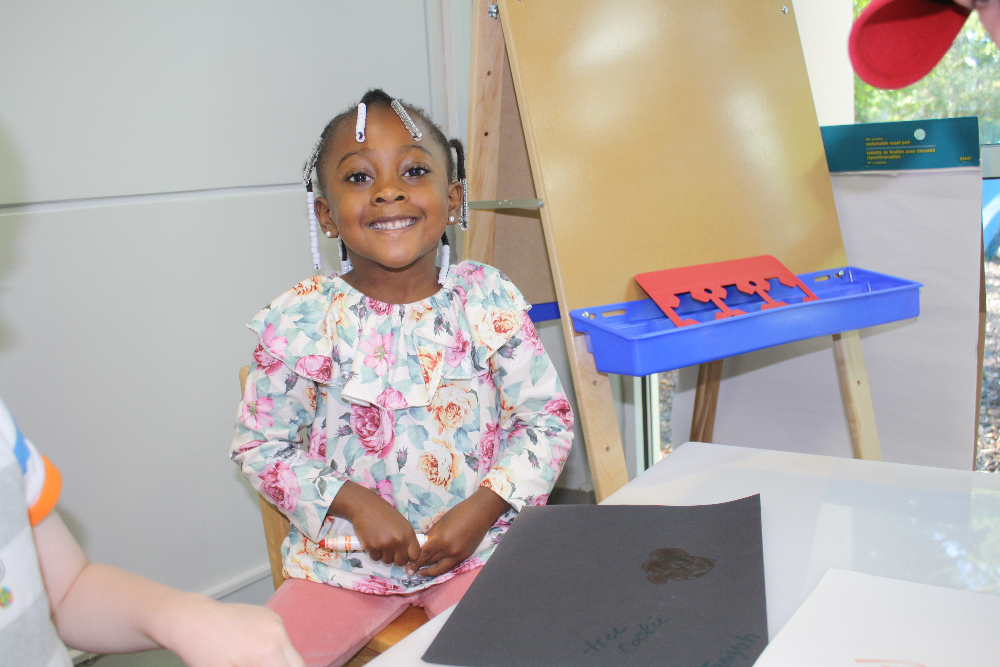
top-left (754, 569), bottom-right (1000, 666)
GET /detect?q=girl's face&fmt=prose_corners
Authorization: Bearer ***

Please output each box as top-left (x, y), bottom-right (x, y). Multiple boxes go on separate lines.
top-left (315, 105), bottom-right (461, 280)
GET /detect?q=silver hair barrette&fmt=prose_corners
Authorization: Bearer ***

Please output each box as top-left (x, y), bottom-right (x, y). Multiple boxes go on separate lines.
top-left (355, 102), bottom-right (367, 143)
top-left (391, 99), bottom-right (422, 140)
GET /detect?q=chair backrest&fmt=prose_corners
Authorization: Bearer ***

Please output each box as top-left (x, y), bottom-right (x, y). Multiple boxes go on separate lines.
top-left (240, 365), bottom-right (291, 591)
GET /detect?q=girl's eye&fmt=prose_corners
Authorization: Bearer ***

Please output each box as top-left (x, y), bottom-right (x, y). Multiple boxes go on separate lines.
top-left (345, 170), bottom-right (371, 184)
top-left (404, 165), bottom-right (429, 178)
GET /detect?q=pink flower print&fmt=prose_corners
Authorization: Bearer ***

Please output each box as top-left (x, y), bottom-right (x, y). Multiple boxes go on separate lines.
top-left (360, 330), bottom-right (395, 376)
top-left (544, 394), bottom-right (574, 428)
top-left (519, 312), bottom-right (545, 356)
top-left (481, 363), bottom-right (496, 390)
top-left (350, 405), bottom-right (395, 459)
top-left (455, 264), bottom-right (485, 284)
top-left (294, 355), bottom-right (333, 383)
top-left (237, 439), bottom-right (266, 454)
top-left (549, 431), bottom-right (571, 473)
top-left (479, 421), bottom-right (502, 473)
top-left (241, 385), bottom-right (274, 430)
top-left (452, 556), bottom-right (484, 574)
top-left (529, 494), bottom-right (550, 507)
top-left (259, 460), bottom-right (301, 513)
top-left (364, 297), bottom-right (394, 316)
top-left (253, 344), bottom-right (284, 375)
top-left (454, 284), bottom-right (468, 307)
top-left (353, 575), bottom-right (404, 595)
top-left (508, 417), bottom-right (528, 439)
top-left (376, 388), bottom-right (407, 411)
top-left (446, 330), bottom-right (471, 368)
top-left (306, 428), bottom-right (326, 461)
top-left (362, 470), bottom-right (396, 507)
top-left (261, 324), bottom-right (288, 359)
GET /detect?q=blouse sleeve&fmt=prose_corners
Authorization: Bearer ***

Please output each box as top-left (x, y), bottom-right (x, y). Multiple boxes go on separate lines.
top-left (230, 351), bottom-right (348, 543)
top-left (479, 312), bottom-right (574, 511)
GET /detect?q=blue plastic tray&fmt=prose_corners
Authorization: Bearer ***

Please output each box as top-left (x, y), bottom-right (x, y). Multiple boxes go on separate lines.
top-left (570, 266), bottom-right (922, 376)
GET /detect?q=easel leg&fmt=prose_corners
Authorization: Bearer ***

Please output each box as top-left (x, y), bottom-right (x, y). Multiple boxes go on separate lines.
top-left (570, 334), bottom-right (630, 502)
top-left (463, 0), bottom-right (504, 263)
top-left (832, 330), bottom-right (881, 460)
top-left (975, 237), bottom-right (987, 470)
top-left (690, 360), bottom-right (723, 443)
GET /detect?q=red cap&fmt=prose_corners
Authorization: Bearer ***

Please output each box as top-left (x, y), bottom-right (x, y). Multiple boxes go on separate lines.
top-left (849, 0), bottom-right (971, 89)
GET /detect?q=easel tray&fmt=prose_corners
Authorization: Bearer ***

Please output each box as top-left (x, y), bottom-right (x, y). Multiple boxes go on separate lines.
top-left (570, 267), bottom-right (921, 376)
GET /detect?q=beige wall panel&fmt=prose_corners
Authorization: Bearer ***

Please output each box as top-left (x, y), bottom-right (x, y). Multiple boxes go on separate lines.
top-left (0, 189), bottom-right (326, 591)
top-left (0, 1), bottom-right (432, 205)
top-left (501, 0), bottom-right (846, 312)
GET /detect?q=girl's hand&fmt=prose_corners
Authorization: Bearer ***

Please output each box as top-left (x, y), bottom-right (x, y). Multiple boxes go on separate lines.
top-left (327, 481), bottom-right (420, 567)
top-left (410, 487), bottom-right (511, 577)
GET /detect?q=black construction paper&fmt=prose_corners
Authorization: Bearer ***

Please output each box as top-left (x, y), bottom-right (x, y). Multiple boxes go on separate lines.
top-left (423, 496), bottom-right (767, 667)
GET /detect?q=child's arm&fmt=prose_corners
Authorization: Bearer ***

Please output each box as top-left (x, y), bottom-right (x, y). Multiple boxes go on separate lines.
top-left (235, 354), bottom-right (420, 567)
top-left (34, 510), bottom-right (304, 667)
top-left (413, 313), bottom-right (573, 576)
top-left (232, 359), bottom-right (350, 544)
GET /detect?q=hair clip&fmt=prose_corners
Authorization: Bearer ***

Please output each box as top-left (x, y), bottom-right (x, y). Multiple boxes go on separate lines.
top-left (355, 102), bottom-right (367, 143)
top-left (391, 100), bottom-right (422, 140)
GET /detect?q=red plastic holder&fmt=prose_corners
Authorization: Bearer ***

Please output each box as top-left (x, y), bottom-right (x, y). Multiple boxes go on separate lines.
top-left (635, 255), bottom-right (819, 327)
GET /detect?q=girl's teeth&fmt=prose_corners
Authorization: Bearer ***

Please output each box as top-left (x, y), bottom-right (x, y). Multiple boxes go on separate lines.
top-left (370, 218), bottom-right (415, 230)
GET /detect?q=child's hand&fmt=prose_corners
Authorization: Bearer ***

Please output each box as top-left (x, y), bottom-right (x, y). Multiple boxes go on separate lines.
top-left (163, 595), bottom-right (306, 667)
top-left (328, 481), bottom-right (421, 567)
top-left (409, 487), bottom-right (511, 577)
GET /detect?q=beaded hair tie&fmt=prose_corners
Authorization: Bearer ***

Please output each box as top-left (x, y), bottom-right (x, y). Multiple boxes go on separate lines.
top-left (303, 137), bottom-right (324, 271)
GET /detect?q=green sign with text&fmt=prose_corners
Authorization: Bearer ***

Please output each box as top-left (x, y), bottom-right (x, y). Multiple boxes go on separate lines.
top-left (821, 117), bottom-right (980, 172)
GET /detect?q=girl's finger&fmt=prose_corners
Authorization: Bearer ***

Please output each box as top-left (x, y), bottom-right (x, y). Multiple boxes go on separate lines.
top-left (406, 535), bottom-right (422, 563)
top-left (393, 545), bottom-right (411, 568)
top-left (417, 556), bottom-right (458, 578)
top-left (409, 543), bottom-right (442, 576)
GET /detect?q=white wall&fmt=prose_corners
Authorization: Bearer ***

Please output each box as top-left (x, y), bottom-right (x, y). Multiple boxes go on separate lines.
top-left (793, 0), bottom-right (855, 127)
top-left (0, 0), bottom-right (474, 597)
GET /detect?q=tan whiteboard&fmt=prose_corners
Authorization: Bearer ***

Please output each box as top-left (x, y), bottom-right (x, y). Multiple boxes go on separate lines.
top-left (500, 0), bottom-right (847, 312)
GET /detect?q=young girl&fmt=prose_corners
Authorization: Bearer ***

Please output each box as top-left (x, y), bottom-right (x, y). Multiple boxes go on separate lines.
top-left (231, 89), bottom-right (574, 667)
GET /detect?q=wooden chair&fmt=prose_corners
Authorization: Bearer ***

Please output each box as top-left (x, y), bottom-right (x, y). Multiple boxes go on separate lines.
top-left (239, 365), bottom-right (428, 665)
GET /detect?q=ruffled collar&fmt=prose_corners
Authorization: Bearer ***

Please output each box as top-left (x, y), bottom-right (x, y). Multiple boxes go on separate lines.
top-left (248, 261), bottom-right (529, 409)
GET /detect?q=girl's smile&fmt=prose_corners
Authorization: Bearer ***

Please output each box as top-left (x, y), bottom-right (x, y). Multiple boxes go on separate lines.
top-left (368, 216), bottom-right (418, 231)
top-left (314, 104), bottom-right (461, 304)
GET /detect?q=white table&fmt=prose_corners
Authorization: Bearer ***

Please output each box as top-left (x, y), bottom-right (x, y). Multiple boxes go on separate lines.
top-left (369, 442), bottom-right (1000, 666)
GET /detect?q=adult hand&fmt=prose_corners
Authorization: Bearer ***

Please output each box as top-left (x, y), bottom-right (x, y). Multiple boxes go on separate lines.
top-left (328, 480), bottom-right (420, 567)
top-left (410, 487), bottom-right (511, 577)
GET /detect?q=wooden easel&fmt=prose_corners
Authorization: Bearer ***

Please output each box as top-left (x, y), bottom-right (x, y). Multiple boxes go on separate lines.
top-left (464, 0), bottom-right (881, 501)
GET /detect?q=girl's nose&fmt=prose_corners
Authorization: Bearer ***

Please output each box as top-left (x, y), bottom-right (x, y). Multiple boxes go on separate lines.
top-left (372, 177), bottom-right (407, 205)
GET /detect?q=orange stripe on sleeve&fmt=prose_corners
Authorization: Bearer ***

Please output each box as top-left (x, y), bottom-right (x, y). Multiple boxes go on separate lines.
top-left (28, 455), bottom-right (62, 526)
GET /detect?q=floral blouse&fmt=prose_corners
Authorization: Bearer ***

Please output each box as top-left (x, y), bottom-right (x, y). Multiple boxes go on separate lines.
top-left (231, 261), bottom-right (574, 594)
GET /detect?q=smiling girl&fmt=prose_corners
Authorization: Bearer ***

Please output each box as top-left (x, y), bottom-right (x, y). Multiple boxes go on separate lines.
top-left (230, 89), bottom-right (574, 667)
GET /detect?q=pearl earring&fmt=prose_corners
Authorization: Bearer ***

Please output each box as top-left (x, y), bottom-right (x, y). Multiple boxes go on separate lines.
top-left (325, 230), bottom-right (333, 238)
top-left (449, 215), bottom-right (455, 223)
